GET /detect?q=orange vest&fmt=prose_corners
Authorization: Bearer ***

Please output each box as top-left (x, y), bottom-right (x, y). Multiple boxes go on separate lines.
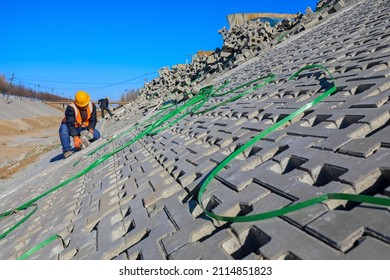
top-left (68, 102), bottom-right (93, 128)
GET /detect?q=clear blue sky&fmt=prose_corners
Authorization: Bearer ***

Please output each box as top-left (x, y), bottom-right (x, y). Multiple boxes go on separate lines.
top-left (1, 0), bottom-right (317, 101)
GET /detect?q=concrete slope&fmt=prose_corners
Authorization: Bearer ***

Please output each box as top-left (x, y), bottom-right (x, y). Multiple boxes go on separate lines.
top-left (0, 97), bottom-right (63, 120)
top-left (0, 97), bottom-right (64, 170)
top-left (0, 0), bottom-right (389, 259)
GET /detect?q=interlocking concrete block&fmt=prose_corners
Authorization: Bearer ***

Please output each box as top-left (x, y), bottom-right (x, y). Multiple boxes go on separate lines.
top-left (201, 180), bottom-right (273, 227)
top-left (85, 192), bottom-right (120, 232)
top-left (329, 0), bottom-right (346, 14)
top-left (230, 218), bottom-right (341, 259)
top-left (350, 106), bottom-right (389, 131)
top-left (306, 211), bottom-right (365, 252)
top-left (69, 230), bottom-right (98, 260)
top-left (307, 195), bottom-right (390, 253)
top-left (301, 123), bottom-right (371, 152)
top-left (114, 206), bottom-right (176, 259)
top-left (168, 229), bottom-right (233, 260)
top-left (284, 203), bottom-right (328, 227)
top-left (72, 240), bottom-right (98, 260)
top-left (339, 125), bottom-right (390, 157)
top-left (344, 237), bottom-right (390, 260)
top-left (87, 213), bottom-right (134, 260)
top-left (215, 169), bottom-right (254, 192)
top-left (143, 175), bottom-right (182, 208)
top-left (58, 246), bottom-right (78, 260)
top-left (152, 194), bottom-right (215, 256)
top-left (125, 222), bottom-right (174, 259)
top-left (250, 165), bottom-right (322, 201)
top-left (339, 151), bottom-right (390, 192)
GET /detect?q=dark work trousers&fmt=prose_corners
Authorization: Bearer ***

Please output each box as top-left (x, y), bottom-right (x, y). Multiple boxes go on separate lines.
top-left (100, 106), bottom-right (113, 119)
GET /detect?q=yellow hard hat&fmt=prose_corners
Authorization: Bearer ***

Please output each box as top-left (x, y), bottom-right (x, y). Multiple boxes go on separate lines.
top-left (75, 90), bottom-right (90, 107)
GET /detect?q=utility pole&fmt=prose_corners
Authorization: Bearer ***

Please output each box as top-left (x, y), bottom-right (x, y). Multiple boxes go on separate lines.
top-left (6, 73), bottom-right (14, 104)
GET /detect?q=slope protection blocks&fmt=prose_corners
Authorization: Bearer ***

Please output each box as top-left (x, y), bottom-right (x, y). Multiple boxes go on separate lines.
top-left (0, 0), bottom-right (389, 259)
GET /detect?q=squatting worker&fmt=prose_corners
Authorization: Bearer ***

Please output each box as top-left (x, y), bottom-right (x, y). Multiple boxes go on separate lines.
top-left (59, 90), bottom-right (101, 158)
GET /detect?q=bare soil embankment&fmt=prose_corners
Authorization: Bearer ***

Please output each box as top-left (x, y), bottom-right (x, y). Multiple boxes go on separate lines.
top-left (0, 97), bottom-right (64, 179)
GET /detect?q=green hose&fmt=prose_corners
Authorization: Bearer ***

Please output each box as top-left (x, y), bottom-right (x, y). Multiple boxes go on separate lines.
top-left (17, 235), bottom-right (65, 260)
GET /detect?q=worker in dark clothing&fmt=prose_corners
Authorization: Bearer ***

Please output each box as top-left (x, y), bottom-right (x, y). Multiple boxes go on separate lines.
top-left (59, 90), bottom-right (101, 159)
top-left (98, 97), bottom-right (113, 119)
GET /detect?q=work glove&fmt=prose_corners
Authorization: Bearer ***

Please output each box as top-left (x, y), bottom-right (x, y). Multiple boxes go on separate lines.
top-left (73, 136), bottom-right (83, 150)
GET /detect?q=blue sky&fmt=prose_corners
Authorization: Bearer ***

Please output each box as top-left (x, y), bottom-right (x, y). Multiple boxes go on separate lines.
top-left (1, 0), bottom-right (317, 101)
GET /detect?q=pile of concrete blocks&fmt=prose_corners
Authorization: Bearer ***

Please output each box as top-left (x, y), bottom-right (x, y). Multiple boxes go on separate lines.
top-left (275, 0), bottom-right (363, 36)
top-left (219, 20), bottom-right (276, 52)
top-left (140, 0), bottom-right (364, 101)
top-left (139, 20), bottom-right (276, 100)
top-left (316, 0), bottom-right (361, 12)
top-left (140, 65), bottom-right (195, 99)
top-left (140, 21), bottom-right (279, 99)
top-left (140, 52), bottom-right (231, 99)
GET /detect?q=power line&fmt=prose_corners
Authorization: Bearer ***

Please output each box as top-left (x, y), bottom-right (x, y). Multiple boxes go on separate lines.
top-left (11, 72), bottom-right (157, 86)
top-left (95, 72), bottom-right (157, 89)
top-left (8, 72), bottom-right (157, 93)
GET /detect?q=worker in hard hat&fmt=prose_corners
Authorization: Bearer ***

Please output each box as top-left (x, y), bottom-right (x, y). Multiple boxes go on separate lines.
top-left (59, 90), bottom-right (101, 159)
top-left (98, 97), bottom-right (113, 119)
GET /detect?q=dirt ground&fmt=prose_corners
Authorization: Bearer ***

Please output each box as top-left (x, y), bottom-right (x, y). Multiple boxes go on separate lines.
top-left (0, 116), bottom-right (63, 179)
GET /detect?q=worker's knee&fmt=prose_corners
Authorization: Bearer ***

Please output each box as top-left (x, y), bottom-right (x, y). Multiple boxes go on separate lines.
top-left (59, 123), bottom-right (70, 135)
top-left (93, 129), bottom-right (101, 141)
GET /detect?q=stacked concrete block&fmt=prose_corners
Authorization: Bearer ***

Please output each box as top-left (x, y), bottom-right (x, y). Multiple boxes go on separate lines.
top-left (219, 20), bottom-right (276, 54)
top-left (317, 0), bottom-right (362, 12)
top-left (140, 18), bottom-right (281, 98)
top-left (140, 0), bottom-right (365, 101)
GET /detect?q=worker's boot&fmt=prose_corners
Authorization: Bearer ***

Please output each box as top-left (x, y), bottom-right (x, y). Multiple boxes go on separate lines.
top-left (80, 130), bottom-right (93, 148)
top-left (63, 150), bottom-right (73, 159)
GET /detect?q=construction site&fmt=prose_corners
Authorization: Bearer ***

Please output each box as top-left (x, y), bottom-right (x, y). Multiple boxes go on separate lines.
top-left (0, 0), bottom-right (390, 260)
